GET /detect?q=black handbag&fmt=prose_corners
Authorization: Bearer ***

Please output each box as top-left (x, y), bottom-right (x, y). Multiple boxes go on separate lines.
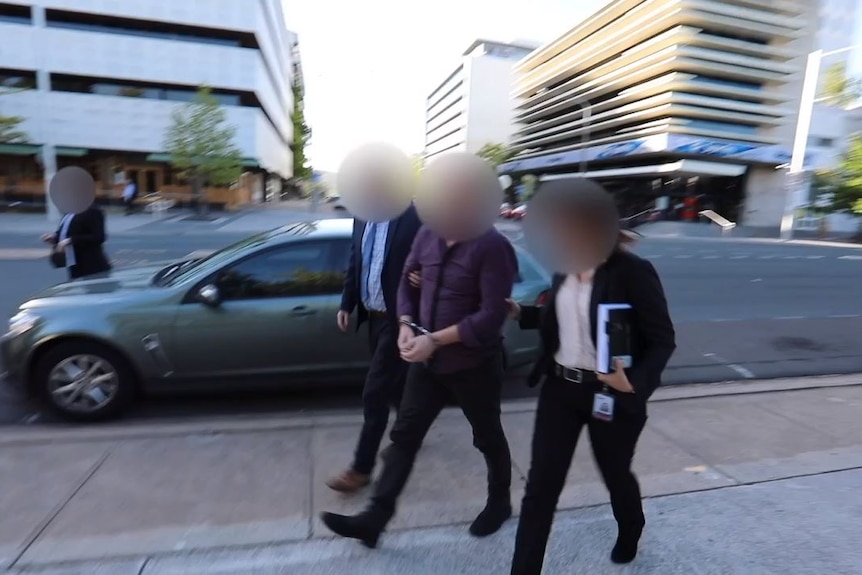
top-left (49, 248), bottom-right (66, 269)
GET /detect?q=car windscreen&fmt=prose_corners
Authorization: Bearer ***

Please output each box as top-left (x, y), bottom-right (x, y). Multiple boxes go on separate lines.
top-left (161, 232), bottom-right (272, 286)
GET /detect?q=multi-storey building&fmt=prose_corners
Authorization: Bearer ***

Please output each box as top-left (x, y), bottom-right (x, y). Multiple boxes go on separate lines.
top-left (0, 0), bottom-right (296, 209)
top-left (501, 0), bottom-right (825, 231)
top-left (423, 39), bottom-right (538, 162)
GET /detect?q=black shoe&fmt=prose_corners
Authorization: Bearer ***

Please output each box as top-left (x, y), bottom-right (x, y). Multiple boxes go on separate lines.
top-left (610, 528), bottom-right (642, 564)
top-left (469, 501), bottom-right (512, 537)
top-left (320, 511), bottom-right (385, 549)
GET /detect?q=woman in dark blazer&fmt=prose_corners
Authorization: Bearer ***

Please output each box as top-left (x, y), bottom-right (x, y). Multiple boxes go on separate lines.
top-left (509, 179), bottom-right (676, 574)
top-left (42, 205), bottom-right (112, 280)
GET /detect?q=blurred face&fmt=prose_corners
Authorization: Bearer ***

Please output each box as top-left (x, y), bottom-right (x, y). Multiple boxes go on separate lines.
top-left (415, 152), bottom-right (502, 242)
top-left (549, 211), bottom-right (615, 272)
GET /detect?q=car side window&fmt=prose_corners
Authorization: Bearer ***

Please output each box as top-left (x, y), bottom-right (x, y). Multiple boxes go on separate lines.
top-left (216, 242), bottom-right (343, 300)
top-left (329, 239), bottom-right (351, 277)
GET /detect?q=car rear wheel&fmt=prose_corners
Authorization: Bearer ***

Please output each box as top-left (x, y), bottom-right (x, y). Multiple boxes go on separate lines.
top-left (34, 341), bottom-right (137, 422)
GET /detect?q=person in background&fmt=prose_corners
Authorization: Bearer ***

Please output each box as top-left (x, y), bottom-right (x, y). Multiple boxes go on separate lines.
top-left (321, 171), bottom-right (518, 549)
top-left (122, 177), bottom-right (136, 215)
top-left (508, 179), bottom-right (676, 574)
top-left (41, 204), bottom-right (111, 281)
top-left (327, 200), bottom-right (422, 493)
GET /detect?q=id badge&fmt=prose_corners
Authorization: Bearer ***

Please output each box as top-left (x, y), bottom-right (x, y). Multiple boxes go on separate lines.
top-left (592, 393), bottom-right (615, 422)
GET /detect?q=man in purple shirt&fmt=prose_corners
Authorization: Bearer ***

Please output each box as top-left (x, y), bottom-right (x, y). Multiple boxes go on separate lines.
top-left (321, 222), bottom-right (518, 548)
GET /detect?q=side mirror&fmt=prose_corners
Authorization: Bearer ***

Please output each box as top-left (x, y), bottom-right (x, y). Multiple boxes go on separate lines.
top-left (197, 284), bottom-right (221, 307)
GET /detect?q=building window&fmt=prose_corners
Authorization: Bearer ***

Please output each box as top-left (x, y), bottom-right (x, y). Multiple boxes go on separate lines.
top-left (51, 74), bottom-right (246, 107)
top-left (0, 2), bottom-right (31, 25)
top-left (690, 75), bottom-right (762, 91)
top-left (44, 9), bottom-right (259, 49)
top-left (700, 30), bottom-right (768, 46)
top-left (686, 120), bottom-right (759, 136)
top-left (0, 68), bottom-right (36, 90)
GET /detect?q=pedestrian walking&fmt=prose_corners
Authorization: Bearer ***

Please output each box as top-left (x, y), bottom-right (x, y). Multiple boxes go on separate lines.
top-left (42, 204), bottom-right (111, 281)
top-left (327, 201), bottom-right (422, 492)
top-left (509, 179), bottom-right (676, 574)
top-left (321, 154), bottom-right (517, 549)
top-left (122, 177), bottom-right (136, 215)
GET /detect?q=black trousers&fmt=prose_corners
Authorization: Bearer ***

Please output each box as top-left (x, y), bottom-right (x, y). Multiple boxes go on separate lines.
top-left (369, 354), bottom-right (512, 518)
top-left (511, 376), bottom-right (647, 575)
top-left (352, 316), bottom-right (407, 476)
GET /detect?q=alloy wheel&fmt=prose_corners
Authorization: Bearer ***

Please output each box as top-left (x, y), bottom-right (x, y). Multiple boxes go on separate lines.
top-left (47, 354), bottom-right (120, 414)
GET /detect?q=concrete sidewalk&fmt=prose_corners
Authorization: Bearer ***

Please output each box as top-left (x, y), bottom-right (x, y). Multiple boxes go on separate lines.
top-left (2, 376), bottom-right (861, 574)
top-left (0, 205), bottom-right (339, 237)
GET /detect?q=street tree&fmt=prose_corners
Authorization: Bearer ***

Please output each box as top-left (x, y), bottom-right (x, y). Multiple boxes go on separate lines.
top-left (477, 142), bottom-right (518, 203)
top-left (292, 80), bottom-right (312, 181)
top-left (410, 154), bottom-right (424, 179)
top-left (819, 62), bottom-right (862, 108)
top-left (0, 112), bottom-right (27, 143)
top-left (831, 134), bottom-right (862, 213)
top-left (476, 142), bottom-right (515, 167)
top-left (164, 86), bottom-right (243, 216)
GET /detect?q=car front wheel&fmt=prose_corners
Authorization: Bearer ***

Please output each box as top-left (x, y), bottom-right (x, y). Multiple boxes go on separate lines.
top-left (33, 341), bottom-right (137, 422)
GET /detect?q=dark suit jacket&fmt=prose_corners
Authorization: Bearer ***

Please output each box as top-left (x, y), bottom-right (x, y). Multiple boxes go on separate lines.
top-left (340, 204), bottom-right (422, 328)
top-left (519, 248), bottom-right (676, 411)
top-left (53, 207), bottom-right (112, 279)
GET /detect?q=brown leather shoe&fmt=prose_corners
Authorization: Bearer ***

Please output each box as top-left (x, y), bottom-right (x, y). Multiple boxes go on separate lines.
top-left (326, 469), bottom-right (371, 493)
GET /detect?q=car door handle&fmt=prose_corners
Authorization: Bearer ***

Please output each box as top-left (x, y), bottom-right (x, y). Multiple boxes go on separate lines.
top-left (290, 306), bottom-right (317, 316)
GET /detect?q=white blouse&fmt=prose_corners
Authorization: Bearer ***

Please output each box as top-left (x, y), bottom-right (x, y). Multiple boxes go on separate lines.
top-left (553, 272), bottom-right (597, 370)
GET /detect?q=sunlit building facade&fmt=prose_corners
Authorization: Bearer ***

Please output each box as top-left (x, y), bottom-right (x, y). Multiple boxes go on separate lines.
top-left (501, 0), bottom-right (820, 231)
top-left (0, 0), bottom-right (295, 207)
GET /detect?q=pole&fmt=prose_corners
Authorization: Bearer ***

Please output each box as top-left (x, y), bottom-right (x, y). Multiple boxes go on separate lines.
top-left (780, 50), bottom-right (822, 240)
top-left (576, 98), bottom-right (592, 176)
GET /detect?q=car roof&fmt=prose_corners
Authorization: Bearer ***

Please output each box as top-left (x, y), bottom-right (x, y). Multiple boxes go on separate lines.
top-left (263, 218), bottom-right (354, 244)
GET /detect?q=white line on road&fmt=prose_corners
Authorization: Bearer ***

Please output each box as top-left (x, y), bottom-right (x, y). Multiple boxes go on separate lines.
top-left (730, 255), bottom-right (748, 259)
top-left (828, 314), bottom-right (861, 319)
top-left (775, 316), bottom-right (805, 320)
top-left (838, 255), bottom-right (862, 260)
top-left (806, 255), bottom-right (824, 259)
top-left (703, 353), bottom-right (755, 379)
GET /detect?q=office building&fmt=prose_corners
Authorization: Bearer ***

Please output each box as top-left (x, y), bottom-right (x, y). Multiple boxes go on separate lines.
top-left (424, 39), bottom-right (538, 162)
top-left (0, 0), bottom-right (296, 208)
top-left (500, 0), bottom-right (826, 231)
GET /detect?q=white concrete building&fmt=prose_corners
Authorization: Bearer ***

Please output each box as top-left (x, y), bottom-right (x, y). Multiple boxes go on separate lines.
top-left (423, 39), bottom-right (538, 162)
top-left (0, 0), bottom-right (296, 205)
top-left (500, 0), bottom-right (847, 233)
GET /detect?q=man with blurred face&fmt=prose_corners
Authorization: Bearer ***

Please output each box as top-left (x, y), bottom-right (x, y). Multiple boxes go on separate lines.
top-left (321, 153), bottom-right (518, 548)
top-left (328, 172), bottom-right (422, 493)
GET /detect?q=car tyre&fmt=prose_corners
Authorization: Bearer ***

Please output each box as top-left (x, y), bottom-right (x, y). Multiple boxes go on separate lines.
top-left (33, 340), bottom-right (137, 422)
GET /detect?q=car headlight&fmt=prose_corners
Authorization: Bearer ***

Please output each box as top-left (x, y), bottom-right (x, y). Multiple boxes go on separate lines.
top-left (7, 311), bottom-right (38, 336)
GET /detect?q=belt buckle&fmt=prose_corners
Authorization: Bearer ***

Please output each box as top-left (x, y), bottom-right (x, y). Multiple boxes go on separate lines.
top-left (563, 367), bottom-right (583, 384)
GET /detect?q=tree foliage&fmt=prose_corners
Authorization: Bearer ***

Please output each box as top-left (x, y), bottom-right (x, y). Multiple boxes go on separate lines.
top-left (292, 81), bottom-right (312, 180)
top-left (476, 142), bottom-right (515, 167)
top-left (819, 62), bottom-right (862, 108)
top-left (164, 86), bottom-right (243, 188)
top-left (0, 113), bottom-right (27, 143)
top-left (815, 135), bottom-right (862, 214)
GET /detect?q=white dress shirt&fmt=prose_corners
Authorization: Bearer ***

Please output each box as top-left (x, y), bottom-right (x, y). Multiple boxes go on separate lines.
top-left (58, 213), bottom-right (76, 268)
top-left (361, 220), bottom-right (390, 312)
top-left (554, 272), bottom-right (596, 371)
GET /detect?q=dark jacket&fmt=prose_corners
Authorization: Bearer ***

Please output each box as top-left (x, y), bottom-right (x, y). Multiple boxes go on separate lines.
top-left (518, 248), bottom-right (676, 411)
top-left (340, 204), bottom-right (422, 328)
top-left (53, 207), bottom-right (112, 279)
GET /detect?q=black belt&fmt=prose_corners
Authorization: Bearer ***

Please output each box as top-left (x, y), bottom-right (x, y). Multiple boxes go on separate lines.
top-left (553, 363), bottom-right (598, 384)
top-left (367, 310), bottom-right (388, 319)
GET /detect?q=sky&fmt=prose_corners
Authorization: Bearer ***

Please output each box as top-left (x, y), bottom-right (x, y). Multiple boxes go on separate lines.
top-left (283, 0), bottom-right (609, 172)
